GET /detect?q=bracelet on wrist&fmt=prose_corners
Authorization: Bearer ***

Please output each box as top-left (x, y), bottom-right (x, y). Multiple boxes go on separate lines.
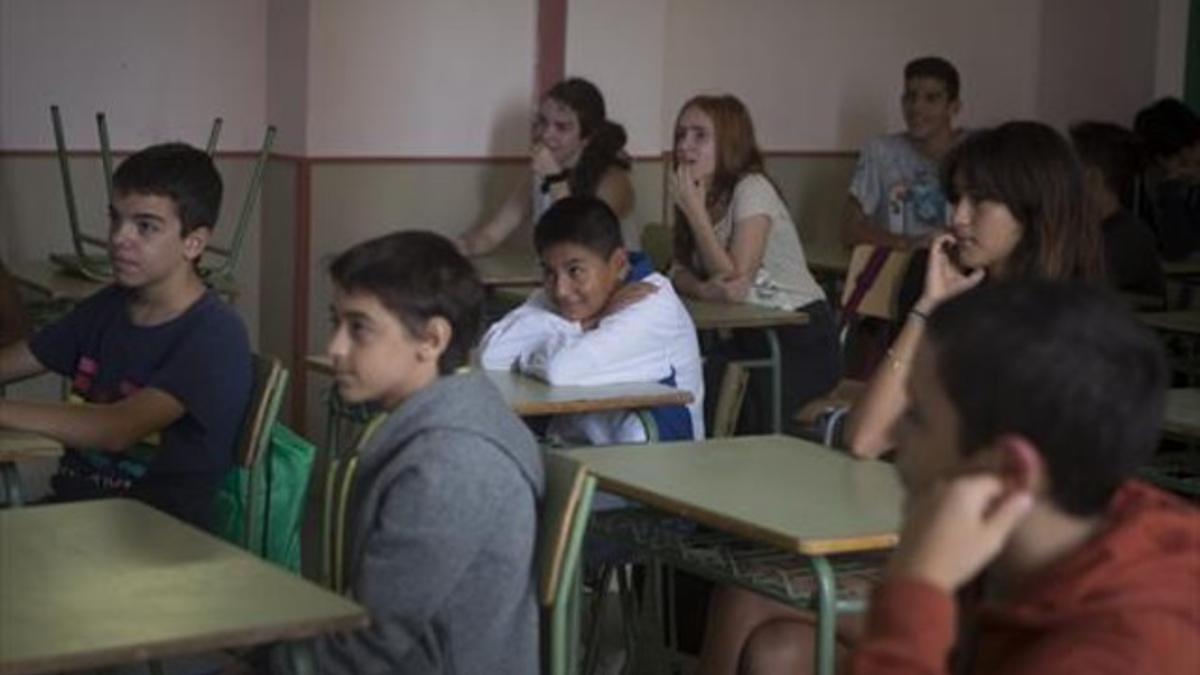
top-left (909, 307), bottom-right (929, 322)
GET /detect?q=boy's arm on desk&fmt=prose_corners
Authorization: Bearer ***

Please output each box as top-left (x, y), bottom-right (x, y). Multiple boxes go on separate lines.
top-left (0, 387), bottom-right (184, 452)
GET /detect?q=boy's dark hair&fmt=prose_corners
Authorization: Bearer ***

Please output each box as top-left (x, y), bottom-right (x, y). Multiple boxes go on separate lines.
top-left (1133, 97), bottom-right (1200, 162)
top-left (330, 231), bottom-right (484, 375)
top-left (904, 56), bottom-right (960, 101)
top-left (1069, 121), bottom-right (1146, 210)
top-left (927, 280), bottom-right (1166, 516)
top-left (534, 197), bottom-right (623, 259)
top-left (113, 142), bottom-right (222, 235)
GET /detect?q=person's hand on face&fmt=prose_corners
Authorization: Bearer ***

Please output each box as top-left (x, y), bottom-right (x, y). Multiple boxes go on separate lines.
top-left (887, 472), bottom-right (1034, 593)
top-left (531, 142), bottom-right (562, 179)
top-left (672, 163), bottom-right (708, 221)
top-left (919, 233), bottom-right (985, 311)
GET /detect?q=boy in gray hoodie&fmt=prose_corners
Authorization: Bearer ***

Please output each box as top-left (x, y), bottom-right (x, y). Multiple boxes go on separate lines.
top-left (284, 231), bottom-right (543, 674)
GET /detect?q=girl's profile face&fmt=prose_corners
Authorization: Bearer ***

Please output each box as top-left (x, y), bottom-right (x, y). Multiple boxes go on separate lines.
top-left (949, 175), bottom-right (1023, 275)
top-left (674, 106), bottom-right (718, 183)
top-left (534, 97), bottom-right (587, 167)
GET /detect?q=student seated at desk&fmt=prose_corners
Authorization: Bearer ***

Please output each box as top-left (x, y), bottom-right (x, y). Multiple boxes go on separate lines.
top-left (670, 94), bottom-right (838, 430)
top-left (842, 56), bottom-right (965, 251)
top-left (698, 120), bottom-right (1109, 675)
top-left (844, 281), bottom-right (1198, 674)
top-left (459, 77), bottom-right (634, 256)
top-left (0, 143), bottom-right (251, 530)
top-left (276, 231), bottom-right (543, 674)
top-left (480, 196), bottom-right (704, 444)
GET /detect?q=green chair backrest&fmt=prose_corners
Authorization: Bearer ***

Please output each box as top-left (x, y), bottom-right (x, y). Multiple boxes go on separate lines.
top-left (538, 451), bottom-right (596, 675)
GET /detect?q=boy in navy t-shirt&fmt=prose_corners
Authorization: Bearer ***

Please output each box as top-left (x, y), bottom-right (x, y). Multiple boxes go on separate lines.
top-left (0, 143), bottom-right (251, 529)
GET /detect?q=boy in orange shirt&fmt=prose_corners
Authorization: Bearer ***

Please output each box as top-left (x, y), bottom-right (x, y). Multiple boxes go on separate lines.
top-left (844, 280), bottom-right (1199, 674)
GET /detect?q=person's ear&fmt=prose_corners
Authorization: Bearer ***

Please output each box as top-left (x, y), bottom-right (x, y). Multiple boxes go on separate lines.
top-left (418, 316), bottom-right (452, 365)
top-left (949, 98), bottom-right (962, 118)
top-left (608, 246), bottom-right (629, 278)
top-left (183, 226), bottom-right (210, 261)
top-left (990, 434), bottom-right (1045, 495)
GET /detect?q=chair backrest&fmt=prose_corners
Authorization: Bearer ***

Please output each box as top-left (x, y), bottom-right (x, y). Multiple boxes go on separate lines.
top-left (238, 354), bottom-right (288, 470)
top-left (639, 222), bottom-right (673, 272)
top-left (839, 245), bottom-right (914, 325)
top-left (538, 451), bottom-right (597, 675)
top-left (711, 362), bottom-right (750, 438)
top-left (237, 354), bottom-right (288, 552)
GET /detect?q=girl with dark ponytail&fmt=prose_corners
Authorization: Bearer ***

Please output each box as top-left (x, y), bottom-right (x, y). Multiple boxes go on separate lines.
top-left (460, 77), bottom-right (634, 256)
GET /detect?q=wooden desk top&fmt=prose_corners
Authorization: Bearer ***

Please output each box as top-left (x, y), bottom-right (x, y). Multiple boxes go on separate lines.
top-left (0, 431), bottom-right (63, 462)
top-left (305, 356), bottom-right (692, 417)
top-left (1164, 388), bottom-right (1200, 439)
top-left (8, 259), bottom-right (105, 302)
top-left (481, 369), bottom-right (692, 416)
top-left (685, 299), bottom-right (810, 331)
top-left (566, 434), bottom-right (902, 556)
top-left (1138, 310), bottom-right (1200, 336)
top-left (0, 499), bottom-right (367, 675)
top-left (472, 251), bottom-right (541, 288)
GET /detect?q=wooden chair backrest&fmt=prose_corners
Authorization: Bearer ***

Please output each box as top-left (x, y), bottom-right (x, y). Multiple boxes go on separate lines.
top-left (640, 222), bottom-right (673, 273)
top-left (537, 452), bottom-right (589, 606)
top-left (839, 245), bottom-right (914, 323)
top-left (237, 354), bottom-right (287, 470)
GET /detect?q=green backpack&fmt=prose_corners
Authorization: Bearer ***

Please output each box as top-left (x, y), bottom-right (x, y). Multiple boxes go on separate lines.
top-left (213, 422), bottom-right (316, 573)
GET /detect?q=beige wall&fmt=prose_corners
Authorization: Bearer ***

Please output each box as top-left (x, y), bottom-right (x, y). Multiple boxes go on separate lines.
top-left (0, 0), bottom-right (267, 150)
top-left (306, 0), bottom-right (537, 156)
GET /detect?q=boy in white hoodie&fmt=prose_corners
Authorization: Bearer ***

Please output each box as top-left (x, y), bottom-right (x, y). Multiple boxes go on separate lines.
top-left (481, 196), bottom-right (704, 444)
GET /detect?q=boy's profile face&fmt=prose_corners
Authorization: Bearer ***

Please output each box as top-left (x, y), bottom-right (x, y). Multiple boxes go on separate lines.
top-left (327, 286), bottom-right (437, 410)
top-left (108, 191), bottom-right (206, 289)
top-left (539, 242), bottom-right (627, 323)
top-left (894, 340), bottom-right (968, 500)
top-left (901, 76), bottom-right (959, 141)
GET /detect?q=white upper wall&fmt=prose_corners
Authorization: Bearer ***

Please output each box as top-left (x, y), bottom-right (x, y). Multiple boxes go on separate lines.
top-left (304, 0), bottom-right (537, 157)
top-left (0, 0), bottom-right (268, 151)
top-left (1037, 0), bottom-right (1160, 129)
top-left (565, 0), bottom-right (670, 157)
top-left (658, 0), bottom-right (1042, 152)
top-left (0, 0), bottom-right (1187, 156)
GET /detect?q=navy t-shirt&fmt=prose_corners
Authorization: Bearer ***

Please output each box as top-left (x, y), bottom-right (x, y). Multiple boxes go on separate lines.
top-left (29, 285), bottom-right (252, 529)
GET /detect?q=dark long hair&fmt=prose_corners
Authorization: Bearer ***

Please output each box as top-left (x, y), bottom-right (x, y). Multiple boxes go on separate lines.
top-left (671, 94), bottom-right (776, 268)
top-left (942, 121), bottom-right (1104, 282)
top-left (545, 78), bottom-right (630, 196)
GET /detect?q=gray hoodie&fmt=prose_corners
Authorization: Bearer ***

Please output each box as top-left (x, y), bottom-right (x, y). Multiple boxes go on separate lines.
top-left (300, 372), bottom-right (543, 674)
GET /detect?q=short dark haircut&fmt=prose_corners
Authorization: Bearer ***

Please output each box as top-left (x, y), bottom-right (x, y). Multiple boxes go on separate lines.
top-left (113, 142), bottom-right (222, 235)
top-left (330, 231), bottom-right (484, 375)
top-left (534, 196), bottom-right (624, 259)
top-left (1133, 97), bottom-right (1200, 161)
top-left (1069, 121), bottom-right (1146, 209)
top-left (926, 280), bottom-right (1166, 516)
top-left (904, 56), bottom-right (960, 101)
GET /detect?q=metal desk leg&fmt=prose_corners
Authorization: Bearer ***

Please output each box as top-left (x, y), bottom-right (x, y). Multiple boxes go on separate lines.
top-left (808, 555), bottom-right (838, 675)
top-left (635, 410), bottom-right (660, 442)
top-left (1, 462), bottom-right (24, 507)
top-left (766, 328), bottom-right (782, 433)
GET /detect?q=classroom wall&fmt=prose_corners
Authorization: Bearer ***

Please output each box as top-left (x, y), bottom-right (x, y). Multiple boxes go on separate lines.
top-left (305, 0), bottom-right (536, 156)
top-left (1, 0), bottom-right (1189, 432)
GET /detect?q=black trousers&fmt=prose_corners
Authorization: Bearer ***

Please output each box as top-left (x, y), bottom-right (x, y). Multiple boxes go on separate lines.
top-left (702, 299), bottom-right (841, 435)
